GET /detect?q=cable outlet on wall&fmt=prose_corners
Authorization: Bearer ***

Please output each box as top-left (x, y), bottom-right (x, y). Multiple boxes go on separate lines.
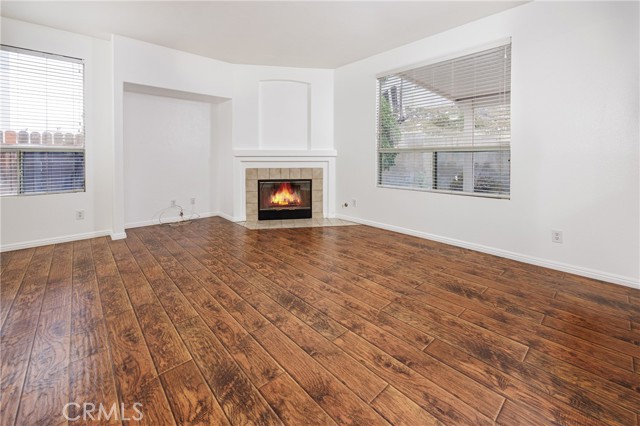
top-left (190, 197), bottom-right (196, 205)
top-left (551, 230), bottom-right (563, 244)
top-left (171, 200), bottom-right (176, 207)
top-left (75, 210), bottom-right (85, 220)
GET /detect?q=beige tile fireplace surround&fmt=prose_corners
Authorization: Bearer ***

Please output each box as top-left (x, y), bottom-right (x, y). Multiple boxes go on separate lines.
top-left (245, 167), bottom-right (323, 222)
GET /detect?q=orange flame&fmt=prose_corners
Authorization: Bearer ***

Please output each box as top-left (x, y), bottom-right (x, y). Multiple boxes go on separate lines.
top-left (270, 182), bottom-right (302, 206)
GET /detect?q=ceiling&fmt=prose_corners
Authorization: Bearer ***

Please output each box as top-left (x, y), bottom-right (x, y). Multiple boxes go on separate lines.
top-left (0, 1), bottom-right (525, 69)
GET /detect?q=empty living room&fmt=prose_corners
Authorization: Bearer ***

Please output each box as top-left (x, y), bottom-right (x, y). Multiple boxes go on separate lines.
top-left (0, 1), bottom-right (639, 425)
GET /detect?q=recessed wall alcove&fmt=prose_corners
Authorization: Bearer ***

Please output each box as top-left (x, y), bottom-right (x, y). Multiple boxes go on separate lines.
top-left (122, 82), bottom-right (231, 228)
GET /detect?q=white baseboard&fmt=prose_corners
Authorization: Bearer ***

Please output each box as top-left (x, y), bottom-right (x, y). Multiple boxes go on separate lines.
top-left (124, 211), bottom-right (219, 230)
top-left (336, 214), bottom-right (640, 290)
top-left (110, 232), bottom-right (127, 240)
top-left (1, 230), bottom-right (112, 252)
top-left (216, 211), bottom-right (244, 222)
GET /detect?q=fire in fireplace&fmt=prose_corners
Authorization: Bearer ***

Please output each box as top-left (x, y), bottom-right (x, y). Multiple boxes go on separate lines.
top-left (258, 179), bottom-right (312, 220)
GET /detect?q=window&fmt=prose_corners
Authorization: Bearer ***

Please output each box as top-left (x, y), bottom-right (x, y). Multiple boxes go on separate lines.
top-left (377, 42), bottom-right (511, 198)
top-left (0, 45), bottom-right (85, 196)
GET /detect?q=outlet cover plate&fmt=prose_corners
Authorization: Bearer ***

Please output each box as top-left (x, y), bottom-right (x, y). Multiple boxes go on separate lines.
top-left (551, 230), bottom-right (563, 244)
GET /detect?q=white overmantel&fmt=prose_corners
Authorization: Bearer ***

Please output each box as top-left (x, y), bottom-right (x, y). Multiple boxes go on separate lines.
top-left (233, 149), bottom-right (337, 157)
top-left (230, 151), bottom-right (337, 222)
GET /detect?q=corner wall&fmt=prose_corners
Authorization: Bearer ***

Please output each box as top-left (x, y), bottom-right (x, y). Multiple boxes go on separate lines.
top-left (334, 1), bottom-right (640, 287)
top-left (112, 35), bottom-right (235, 238)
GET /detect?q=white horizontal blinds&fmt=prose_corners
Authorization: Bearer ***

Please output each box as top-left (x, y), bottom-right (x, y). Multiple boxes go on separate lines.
top-left (0, 45), bottom-right (84, 142)
top-left (377, 43), bottom-right (511, 197)
top-left (0, 152), bottom-right (19, 195)
top-left (0, 45), bottom-right (85, 196)
top-left (21, 151), bottom-right (85, 194)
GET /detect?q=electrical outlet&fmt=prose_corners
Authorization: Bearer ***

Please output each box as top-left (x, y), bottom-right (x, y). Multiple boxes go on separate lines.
top-left (171, 200), bottom-right (176, 207)
top-left (352, 199), bottom-right (357, 207)
top-left (75, 210), bottom-right (85, 220)
top-left (190, 197), bottom-right (196, 205)
top-left (552, 230), bottom-right (563, 244)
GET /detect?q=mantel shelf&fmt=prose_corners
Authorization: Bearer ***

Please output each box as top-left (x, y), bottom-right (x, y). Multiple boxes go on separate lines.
top-left (233, 149), bottom-right (337, 158)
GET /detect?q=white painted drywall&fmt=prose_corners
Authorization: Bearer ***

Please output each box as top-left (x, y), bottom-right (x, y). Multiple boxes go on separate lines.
top-left (214, 100), bottom-right (235, 219)
top-left (123, 92), bottom-right (213, 227)
top-left (112, 35), bottom-right (235, 237)
top-left (232, 64), bottom-right (334, 151)
top-left (334, 1), bottom-right (640, 286)
top-left (0, 18), bottom-right (114, 249)
top-left (259, 80), bottom-right (310, 150)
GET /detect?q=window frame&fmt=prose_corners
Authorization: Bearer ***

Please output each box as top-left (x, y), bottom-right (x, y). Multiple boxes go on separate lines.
top-left (375, 41), bottom-right (511, 199)
top-left (0, 44), bottom-right (86, 197)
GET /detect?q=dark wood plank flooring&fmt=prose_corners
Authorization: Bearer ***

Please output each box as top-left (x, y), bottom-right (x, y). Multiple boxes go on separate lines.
top-left (1, 216), bottom-right (639, 425)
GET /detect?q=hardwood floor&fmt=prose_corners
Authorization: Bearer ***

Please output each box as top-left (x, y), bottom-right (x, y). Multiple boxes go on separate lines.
top-left (1, 216), bottom-right (639, 425)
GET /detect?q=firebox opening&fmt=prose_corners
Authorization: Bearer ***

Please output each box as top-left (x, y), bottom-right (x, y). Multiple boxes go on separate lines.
top-left (258, 179), bottom-right (312, 220)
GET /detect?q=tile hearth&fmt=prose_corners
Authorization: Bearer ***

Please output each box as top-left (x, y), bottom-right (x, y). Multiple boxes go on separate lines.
top-left (237, 218), bottom-right (356, 230)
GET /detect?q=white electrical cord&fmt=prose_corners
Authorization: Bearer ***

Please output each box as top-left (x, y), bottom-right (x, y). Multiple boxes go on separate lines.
top-left (158, 204), bottom-right (182, 225)
top-left (186, 205), bottom-right (201, 221)
top-left (156, 203), bottom-right (201, 226)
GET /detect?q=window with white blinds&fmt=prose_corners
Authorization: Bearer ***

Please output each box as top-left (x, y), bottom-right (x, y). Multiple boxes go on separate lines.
top-left (0, 45), bottom-right (85, 196)
top-left (377, 42), bottom-right (511, 198)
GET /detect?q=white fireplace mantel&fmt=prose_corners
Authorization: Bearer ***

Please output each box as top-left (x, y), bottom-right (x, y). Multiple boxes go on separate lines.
top-left (231, 151), bottom-right (337, 222)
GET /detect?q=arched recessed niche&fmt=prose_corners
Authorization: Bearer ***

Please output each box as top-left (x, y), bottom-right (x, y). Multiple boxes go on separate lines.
top-left (259, 80), bottom-right (310, 150)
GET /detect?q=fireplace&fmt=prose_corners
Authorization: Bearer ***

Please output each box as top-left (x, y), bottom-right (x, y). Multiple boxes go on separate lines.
top-left (258, 179), bottom-right (312, 220)
top-left (245, 168), bottom-right (323, 222)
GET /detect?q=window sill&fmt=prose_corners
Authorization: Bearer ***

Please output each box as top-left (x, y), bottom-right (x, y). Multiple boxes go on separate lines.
top-left (0, 144), bottom-right (84, 152)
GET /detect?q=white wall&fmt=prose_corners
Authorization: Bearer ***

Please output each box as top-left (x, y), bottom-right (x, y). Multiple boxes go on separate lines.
top-left (123, 92), bottom-right (214, 227)
top-left (112, 36), bottom-right (235, 237)
top-left (0, 18), bottom-right (114, 249)
top-left (334, 1), bottom-right (640, 286)
top-left (232, 64), bottom-right (334, 151)
top-left (213, 100), bottom-right (235, 219)
top-left (259, 80), bottom-right (310, 150)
